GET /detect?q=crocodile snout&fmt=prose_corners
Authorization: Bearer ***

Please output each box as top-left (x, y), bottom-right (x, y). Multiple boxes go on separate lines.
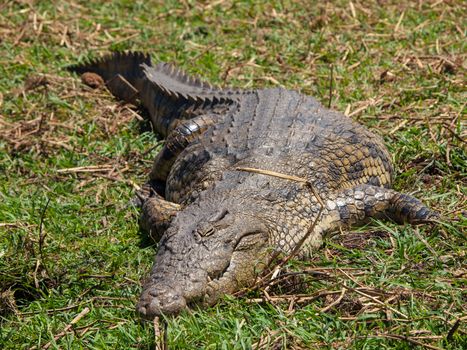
top-left (137, 284), bottom-right (187, 319)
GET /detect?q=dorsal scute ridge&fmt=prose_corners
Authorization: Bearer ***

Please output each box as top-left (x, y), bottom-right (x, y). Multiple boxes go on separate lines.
top-left (69, 51), bottom-right (254, 102)
top-left (154, 62), bottom-right (218, 92)
top-left (141, 62), bottom-right (239, 107)
top-left (67, 51), bottom-right (152, 78)
top-left (69, 51), bottom-right (254, 116)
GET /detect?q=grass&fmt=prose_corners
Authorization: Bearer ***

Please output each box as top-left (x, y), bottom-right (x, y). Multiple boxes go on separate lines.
top-left (0, 0), bottom-right (465, 349)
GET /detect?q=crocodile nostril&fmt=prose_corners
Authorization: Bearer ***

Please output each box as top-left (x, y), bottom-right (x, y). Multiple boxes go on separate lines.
top-left (137, 285), bottom-right (187, 319)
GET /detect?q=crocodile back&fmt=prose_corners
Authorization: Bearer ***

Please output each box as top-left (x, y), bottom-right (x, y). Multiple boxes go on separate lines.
top-left (166, 88), bottom-right (393, 203)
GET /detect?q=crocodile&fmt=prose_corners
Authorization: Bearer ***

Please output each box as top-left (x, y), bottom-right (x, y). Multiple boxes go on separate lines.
top-left (69, 51), bottom-right (438, 319)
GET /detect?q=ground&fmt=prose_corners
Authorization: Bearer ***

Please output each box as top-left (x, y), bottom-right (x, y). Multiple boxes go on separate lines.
top-left (0, 0), bottom-right (465, 349)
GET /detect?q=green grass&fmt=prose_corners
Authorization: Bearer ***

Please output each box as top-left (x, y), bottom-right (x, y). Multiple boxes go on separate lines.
top-left (0, 0), bottom-right (465, 349)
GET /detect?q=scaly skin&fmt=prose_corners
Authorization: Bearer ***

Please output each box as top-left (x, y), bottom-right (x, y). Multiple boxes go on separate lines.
top-left (69, 52), bottom-right (439, 319)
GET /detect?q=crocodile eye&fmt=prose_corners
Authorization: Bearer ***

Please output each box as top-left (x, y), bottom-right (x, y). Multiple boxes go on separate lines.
top-left (197, 223), bottom-right (216, 237)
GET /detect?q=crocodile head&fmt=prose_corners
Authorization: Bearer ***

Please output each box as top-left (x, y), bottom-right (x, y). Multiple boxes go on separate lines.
top-left (136, 198), bottom-right (269, 319)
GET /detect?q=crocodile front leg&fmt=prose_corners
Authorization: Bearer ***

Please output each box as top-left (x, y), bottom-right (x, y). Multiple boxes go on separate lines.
top-left (140, 191), bottom-right (181, 242)
top-left (318, 184), bottom-right (439, 237)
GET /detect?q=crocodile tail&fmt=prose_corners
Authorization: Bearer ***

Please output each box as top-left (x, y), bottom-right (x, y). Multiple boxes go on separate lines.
top-left (68, 51), bottom-right (151, 102)
top-left (68, 52), bottom-right (245, 136)
top-left (137, 63), bottom-right (242, 136)
top-left (141, 62), bottom-right (226, 102)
